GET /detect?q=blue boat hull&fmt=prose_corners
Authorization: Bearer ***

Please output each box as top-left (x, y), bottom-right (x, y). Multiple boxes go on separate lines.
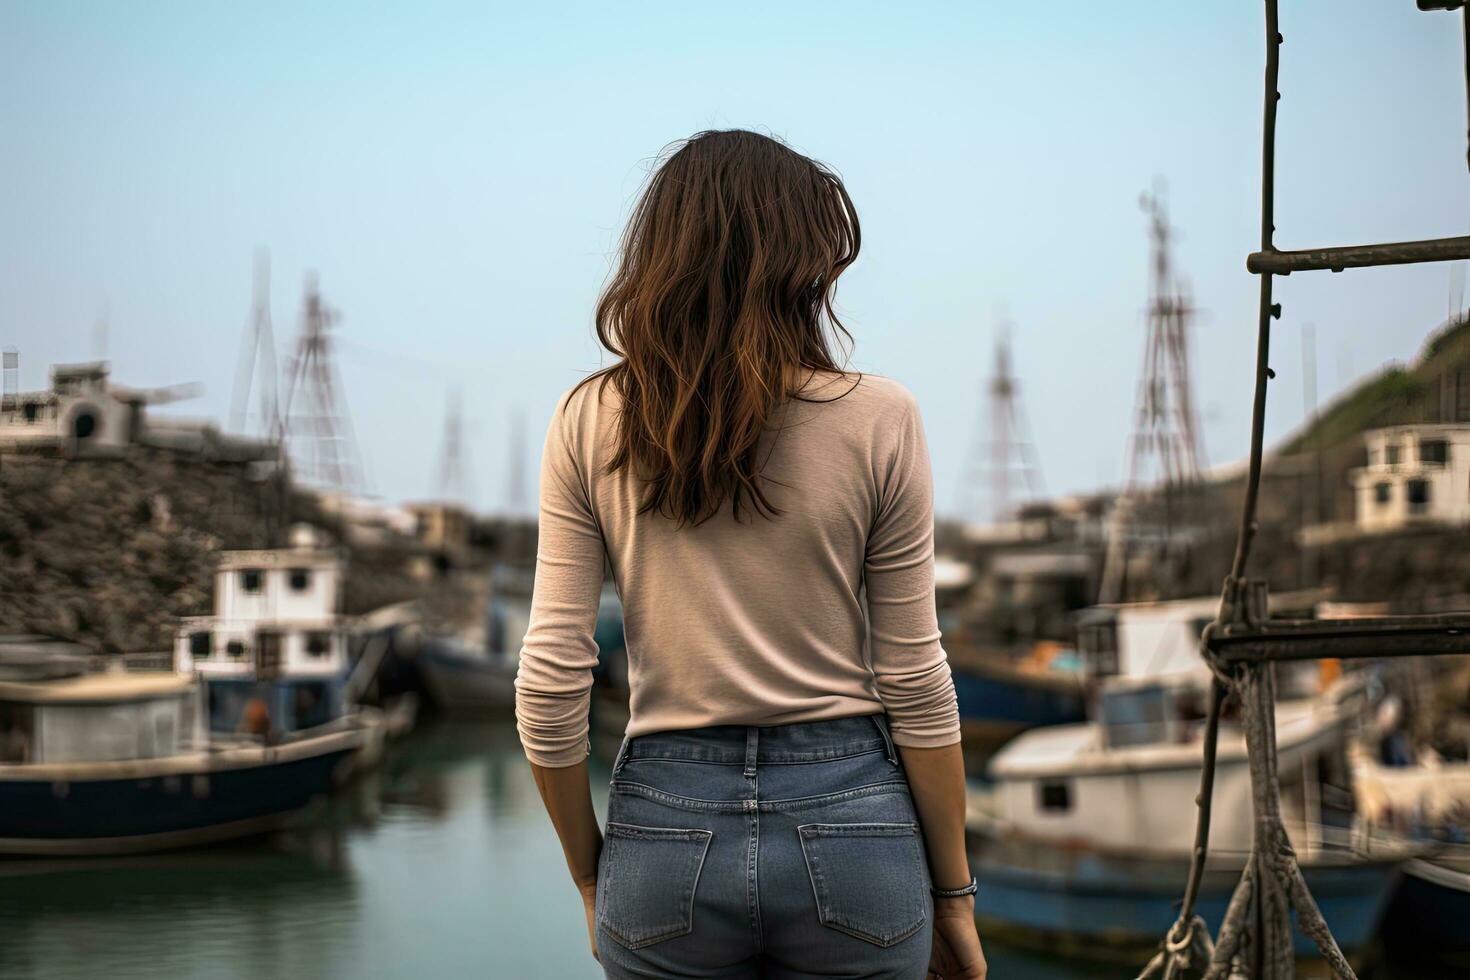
top-left (970, 832), bottom-right (1400, 958)
top-left (1382, 857), bottom-right (1470, 950)
top-left (0, 744), bottom-right (359, 855)
top-left (951, 664), bottom-right (1086, 771)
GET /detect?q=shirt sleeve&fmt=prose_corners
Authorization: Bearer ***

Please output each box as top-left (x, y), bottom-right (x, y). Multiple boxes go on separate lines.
top-left (513, 389), bottom-right (607, 767)
top-left (864, 390), bottom-right (962, 748)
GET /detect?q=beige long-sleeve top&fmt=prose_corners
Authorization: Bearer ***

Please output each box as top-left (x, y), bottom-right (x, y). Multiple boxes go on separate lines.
top-left (512, 369), bottom-right (961, 768)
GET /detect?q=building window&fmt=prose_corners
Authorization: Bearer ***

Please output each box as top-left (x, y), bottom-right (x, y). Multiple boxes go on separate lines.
top-left (239, 569), bottom-right (263, 594)
top-left (21, 402), bottom-right (38, 423)
top-left (225, 640), bottom-right (246, 659)
top-left (1039, 780), bottom-right (1073, 813)
top-left (1385, 444), bottom-right (1401, 466)
top-left (189, 631), bottom-right (212, 658)
top-left (305, 632), bottom-right (331, 658)
top-left (72, 411), bottom-right (97, 440)
top-left (288, 568), bottom-right (312, 592)
top-left (1420, 439), bottom-right (1448, 465)
top-left (1408, 479), bottom-right (1430, 514)
top-left (1374, 482), bottom-right (1392, 506)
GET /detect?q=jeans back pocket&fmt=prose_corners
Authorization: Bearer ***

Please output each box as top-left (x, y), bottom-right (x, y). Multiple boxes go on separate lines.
top-left (597, 821), bottom-right (713, 950)
top-left (798, 821), bottom-right (929, 947)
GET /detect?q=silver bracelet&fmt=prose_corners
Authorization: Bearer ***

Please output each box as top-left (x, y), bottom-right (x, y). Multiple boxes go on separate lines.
top-left (931, 876), bottom-right (978, 898)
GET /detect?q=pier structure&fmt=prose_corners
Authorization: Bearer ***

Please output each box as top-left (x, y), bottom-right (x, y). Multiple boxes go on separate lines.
top-left (1139, 3), bottom-right (1470, 979)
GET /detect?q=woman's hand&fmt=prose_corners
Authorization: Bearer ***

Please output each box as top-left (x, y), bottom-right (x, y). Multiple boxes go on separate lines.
top-left (926, 894), bottom-right (987, 980)
top-left (579, 880), bottom-right (600, 962)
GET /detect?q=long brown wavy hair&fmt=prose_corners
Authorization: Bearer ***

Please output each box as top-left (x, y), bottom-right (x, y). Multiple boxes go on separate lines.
top-left (574, 129), bottom-right (862, 528)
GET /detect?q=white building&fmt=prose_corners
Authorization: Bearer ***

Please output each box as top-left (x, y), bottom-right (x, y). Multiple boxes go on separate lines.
top-left (0, 357), bottom-right (275, 462)
top-left (1351, 424), bottom-right (1470, 531)
top-left (0, 361), bottom-right (142, 456)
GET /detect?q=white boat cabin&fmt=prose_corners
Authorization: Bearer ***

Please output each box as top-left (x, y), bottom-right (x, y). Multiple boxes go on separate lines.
top-left (1076, 592), bottom-right (1331, 695)
top-left (1076, 596), bottom-right (1218, 681)
top-left (174, 539), bottom-right (348, 681)
top-left (0, 673), bottom-right (204, 766)
top-left (987, 673), bottom-right (1361, 857)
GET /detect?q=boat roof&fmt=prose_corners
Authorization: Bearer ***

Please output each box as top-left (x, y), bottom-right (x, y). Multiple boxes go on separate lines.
top-left (0, 671), bottom-right (193, 705)
top-left (215, 549), bottom-right (341, 571)
top-left (990, 698), bottom-right (1336, 779)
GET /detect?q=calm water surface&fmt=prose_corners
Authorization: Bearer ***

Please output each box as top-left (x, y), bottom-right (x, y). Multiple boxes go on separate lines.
top-left (0, 722), bottom-right (1449, 979)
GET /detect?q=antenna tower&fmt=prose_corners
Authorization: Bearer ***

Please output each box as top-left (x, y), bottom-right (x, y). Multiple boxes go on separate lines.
top-left (230, 248), bottom-right (279, 437)
top-left (1100, 183), bottom-right (1206, 601)
top-left (435, 389), bottom-right (474, 504)
top-left (278, 274), bottom-right (364, 494)
top-left (957, 329), bottom-right (1045, 523)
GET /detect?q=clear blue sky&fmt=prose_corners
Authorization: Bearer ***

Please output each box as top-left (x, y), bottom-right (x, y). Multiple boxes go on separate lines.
top-left (3, 2), bottom-right (1467, 517)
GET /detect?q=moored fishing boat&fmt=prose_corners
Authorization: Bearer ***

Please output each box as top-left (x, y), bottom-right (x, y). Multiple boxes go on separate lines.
top-left (947, 643), bottom-right (1087, 765)
top-left (416, 632), bottom-right (518, 714)
top-left (1352, 715), bottom-right (1470, 953)
top-left (967, 603), bottom-right (1413, 962)
top-left (0, 662), bottom-right (372, 856)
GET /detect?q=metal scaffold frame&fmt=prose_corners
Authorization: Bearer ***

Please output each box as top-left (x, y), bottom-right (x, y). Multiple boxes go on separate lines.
top-left (1138, 2), bottom-right (1470, 978)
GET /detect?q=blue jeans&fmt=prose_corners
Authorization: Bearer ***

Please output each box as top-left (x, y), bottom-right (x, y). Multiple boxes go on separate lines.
top-left (595, 713), bottom-right (934, 979)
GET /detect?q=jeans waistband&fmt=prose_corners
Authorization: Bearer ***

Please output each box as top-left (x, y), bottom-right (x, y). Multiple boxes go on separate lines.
top-left (612, 712), bottom-right (897, 775)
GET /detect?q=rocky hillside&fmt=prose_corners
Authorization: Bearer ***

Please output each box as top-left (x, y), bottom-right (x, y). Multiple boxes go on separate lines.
top-left (0, 448), bottom-right (290, 654)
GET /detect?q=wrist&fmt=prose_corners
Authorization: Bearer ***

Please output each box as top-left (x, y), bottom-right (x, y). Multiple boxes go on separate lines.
top-left (930, 874), bottom-right (977, 898)
top-left (933, 892), bottom-right (975, 916)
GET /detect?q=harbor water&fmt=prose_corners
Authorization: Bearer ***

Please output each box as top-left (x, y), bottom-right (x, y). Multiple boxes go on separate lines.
top-left (0, 721), bottom-right (1452, 980)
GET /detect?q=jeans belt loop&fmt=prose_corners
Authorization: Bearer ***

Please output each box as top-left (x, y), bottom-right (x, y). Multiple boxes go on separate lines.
top-left (610, 732), bottom-right (632, 782)
top-left (873, 713), bottom-right (898, 765)
top-left (743, 725), bottom-right (759, 778)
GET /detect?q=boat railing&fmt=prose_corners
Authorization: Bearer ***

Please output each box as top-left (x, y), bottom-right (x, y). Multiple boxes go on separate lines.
top-left (121, 652), bottom-right (175, 673)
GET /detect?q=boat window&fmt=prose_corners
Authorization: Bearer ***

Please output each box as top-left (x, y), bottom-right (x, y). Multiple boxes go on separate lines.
top-left (239, 568), bottom-right (264, 594)
top-left (0, 703), bottom-right (34, 763)
top-left (1078, 620), bottom-right (1119, 676)
top-left (1385, 444), bottom-right (1401, 466)
top-left (1407, 479), bottom-right (1430, 514)
top-left (1419, 439), bottom-right (1448, 465)
top-left (305, 632), bottom-right (331, 658)
top-left (1373, 482), bottom-right (1391, 506)
top-left (1038, 780), bottom-right (1072, 813)
top-left (189, 631), bottom-right (212, 658)
top-left (38, 699), bottom-right (184, 763)
top-left (292, 682), bottom-right (332, 729)
top-left (288, 568), bottom-right (312, 592)
top-left (1100, 685), bottom-right (1170, 748)
top-left (257, 631), bottom-right (283, 677)
top-left (226, 639), bottom-right (247, 658)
